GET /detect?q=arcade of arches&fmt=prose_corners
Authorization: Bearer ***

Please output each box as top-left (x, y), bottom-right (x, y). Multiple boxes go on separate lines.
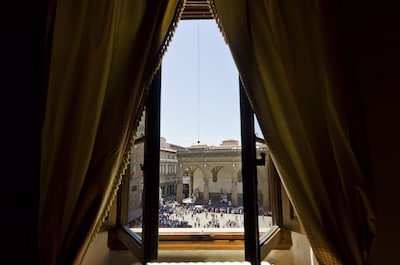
top-left (128, 137), bottom-right (271, 223)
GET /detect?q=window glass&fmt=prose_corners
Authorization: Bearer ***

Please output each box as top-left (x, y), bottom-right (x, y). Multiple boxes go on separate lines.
top-left (128, 110), bottom-right (146, 238)
top-left (158, 19), bottom-right (245, 239)
top-left (254, 115), bottom-right (278, 242)
top-left (123, 19), bottom-right (281, 260)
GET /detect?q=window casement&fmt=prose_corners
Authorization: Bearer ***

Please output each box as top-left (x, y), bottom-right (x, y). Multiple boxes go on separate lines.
top-left (108, 4), bottom-right (299, 265)
top-left (108, 70), bottom-right (296, 265)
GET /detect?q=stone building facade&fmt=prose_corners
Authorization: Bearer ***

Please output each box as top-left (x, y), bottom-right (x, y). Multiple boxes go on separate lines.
top-left (176, 140), bottom-right (270, 209)
top-left (159, 137), bottom-right (178, 197)
top-left (127, 119), bottom-right (271, 223)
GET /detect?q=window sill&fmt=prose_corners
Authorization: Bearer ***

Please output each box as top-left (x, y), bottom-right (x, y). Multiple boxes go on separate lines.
top-left (110, 225), bottom-right (286, 253)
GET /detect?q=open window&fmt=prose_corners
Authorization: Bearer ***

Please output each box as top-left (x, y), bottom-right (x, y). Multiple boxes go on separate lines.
top-left (108, 2), bottom-right (298, 264)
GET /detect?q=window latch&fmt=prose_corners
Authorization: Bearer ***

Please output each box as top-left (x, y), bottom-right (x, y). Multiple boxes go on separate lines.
top-left (255, 152), bottom-right (265, 166)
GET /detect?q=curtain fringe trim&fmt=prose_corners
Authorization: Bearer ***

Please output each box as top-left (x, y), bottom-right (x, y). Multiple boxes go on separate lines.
top-left (207, 0), bottom-right (228, 45)
top-left (91, 0), bottom-right (187, 244)
top-left (149, 0), bottom-right (186, 88)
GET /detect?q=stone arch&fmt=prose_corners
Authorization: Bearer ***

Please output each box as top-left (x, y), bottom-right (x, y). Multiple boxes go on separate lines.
top-left (211, 166), bottom-right (223, 182)
top-left (192, 165), bottom-right (207, 193)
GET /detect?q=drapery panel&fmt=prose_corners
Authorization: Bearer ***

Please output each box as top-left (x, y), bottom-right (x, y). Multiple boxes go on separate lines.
top-left (40, 1), bottom-right (180, 264)
top-left (210, 1), bottom-right (375, 264)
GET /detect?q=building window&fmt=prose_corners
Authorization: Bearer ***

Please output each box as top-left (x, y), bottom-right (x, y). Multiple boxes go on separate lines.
top-left (109, 5), bottom-right (296, 265)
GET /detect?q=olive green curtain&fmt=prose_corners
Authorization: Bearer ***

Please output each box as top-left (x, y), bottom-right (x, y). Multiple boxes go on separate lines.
top-left (39, 1), bottom-right (181, 264)
top-left (211, 1), bottom-right (375, 264)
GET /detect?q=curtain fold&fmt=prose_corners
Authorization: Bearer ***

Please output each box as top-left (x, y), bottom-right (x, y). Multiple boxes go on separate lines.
top-left (210, 0), bottom-right (375, 264)
top-left (39, 0), bottom-right (181, 264)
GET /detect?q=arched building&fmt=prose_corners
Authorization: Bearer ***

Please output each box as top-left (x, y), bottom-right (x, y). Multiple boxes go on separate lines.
top-left (128, 136), bottom-right (271, 223)
top-left (176, 139), bottom-right (270, 209)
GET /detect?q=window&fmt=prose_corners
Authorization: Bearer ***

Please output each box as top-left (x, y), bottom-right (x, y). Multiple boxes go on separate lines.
top-left (108, 3), bottom-right (297, 264)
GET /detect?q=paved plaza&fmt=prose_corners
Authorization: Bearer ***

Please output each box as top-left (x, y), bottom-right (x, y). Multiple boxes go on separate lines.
top-left (158, 196), bottom-right (274, 234)
top-left (129, 194), bottom-right (274, 234)
top-left (162, 206), bottom-right (272, 230)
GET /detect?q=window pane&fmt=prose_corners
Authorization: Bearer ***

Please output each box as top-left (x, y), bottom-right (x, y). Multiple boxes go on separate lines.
top-left (123, 19), bottom-right (280, 259)
top-left (128, 110), bottom-right (146, 238)
top-left (254, 115), bottom-right (278, 242)
top-left (160, 142), bottom-right (245, 233)
top-left (157, 19), bottom-right (245, 245)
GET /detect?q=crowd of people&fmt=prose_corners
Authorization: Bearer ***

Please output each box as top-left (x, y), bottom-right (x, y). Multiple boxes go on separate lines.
top-left (159, 195), bottom-right (247, 228)
top-left (130, 195), bottom-right (271, 229)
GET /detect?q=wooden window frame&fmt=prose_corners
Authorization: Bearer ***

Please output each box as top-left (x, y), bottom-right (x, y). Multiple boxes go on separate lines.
top-left (108, 70), bottom-right (294, 265)
top-left (108, 4), bottom-right (299, 263)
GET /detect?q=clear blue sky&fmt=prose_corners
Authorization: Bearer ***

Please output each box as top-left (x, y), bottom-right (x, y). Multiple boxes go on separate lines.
top-left (161, 19), bottom-right (241, 147)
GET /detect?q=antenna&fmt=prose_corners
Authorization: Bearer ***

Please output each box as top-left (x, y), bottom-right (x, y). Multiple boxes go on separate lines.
top-left (196, 20), bottom-right (201, 144)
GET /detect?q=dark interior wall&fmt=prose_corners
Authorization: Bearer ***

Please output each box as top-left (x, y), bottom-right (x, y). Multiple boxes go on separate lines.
top-left (361, 16), bottom-right (400, 265)
top-left (338, 1), bottom-right (400, 264)
top-left (2, 1), bottom-right (47, 264)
